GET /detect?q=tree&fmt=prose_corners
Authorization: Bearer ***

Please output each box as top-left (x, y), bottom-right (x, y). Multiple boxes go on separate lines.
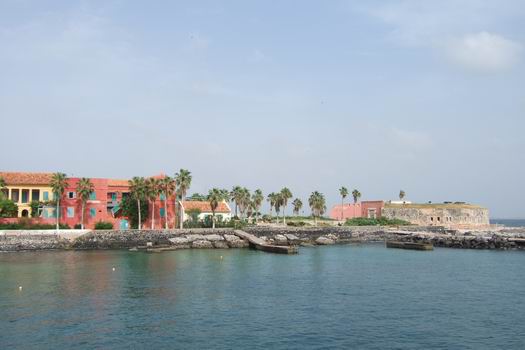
top-left (352, 189), bottom-right (361, 204)
top-left (121, 195), bottom-right (149, 230)
top-left (50, 172), bottom-right (68, 231)
top-left (175, 169), bottom-right (192, 229)
top-left (146, 178), bottom-right (161, 229)
top-left (292, 198), bottom-right (303, 216)
top-left (0, 177), bottom-right (6, 199)
top-left (159, 176), bottom-right (175, 229)
top-left (309, 191), bottom-right (326, 226)
top-left (274, 193), bottom-right (283, 224)
top-left (252, 189), bottom-right (264, 223)
top-left (129, 177), bottom-right (147, 229)
top-left (339, 186), bottom-right (348, 221)
top-left (280, 187), bottom-right (293, 225)
top-left (207, 188), bottom-right (229, 229)
top-left (237, 187), bottom-right (251, 220)
top-left (267, 192), bottom-right (277, 221)
top-left (230, 186), bottom-right (242, 218)
top-left (399, 190), bottom-right (406, 201)
top-left (0, 198), bottom-right (18, 218)
top-left (76, 178), bottom-right (94, 230)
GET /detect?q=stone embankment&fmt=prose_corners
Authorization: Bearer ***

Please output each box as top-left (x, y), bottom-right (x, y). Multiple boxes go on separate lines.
top-left (1, 226), bottom-right (525, 252)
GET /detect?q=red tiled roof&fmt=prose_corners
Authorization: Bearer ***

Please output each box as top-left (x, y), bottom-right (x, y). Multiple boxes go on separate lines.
top-left (0, 172), bottom-right (53, 185)
top-left (108, 179), bottom-right (130, 187)
top-left (182, 200), bottom-right (230, 213)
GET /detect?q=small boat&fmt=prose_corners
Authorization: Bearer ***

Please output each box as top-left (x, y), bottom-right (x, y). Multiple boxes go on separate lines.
top-left (386, 241), bottom-right (433, 251)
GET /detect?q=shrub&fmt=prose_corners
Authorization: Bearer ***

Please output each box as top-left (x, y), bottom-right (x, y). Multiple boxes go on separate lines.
top-left (0, 222), bottom-right (70, 230)
top-left (94, 221), bottom-right (114, 230)
top-left (74, 224), bottom-right (82, 229)
top-left (344, 217), bottom-right (411, 226)
top-left (287, 221), bottom-right (308, 227)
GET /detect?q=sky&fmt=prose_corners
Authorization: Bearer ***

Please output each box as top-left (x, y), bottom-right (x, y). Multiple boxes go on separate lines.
top-left (1, 0), bottom-right (524, 218)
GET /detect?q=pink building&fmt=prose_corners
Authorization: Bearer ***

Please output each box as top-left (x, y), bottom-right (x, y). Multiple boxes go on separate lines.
top-left (330, 201), bottom-right (384, 221)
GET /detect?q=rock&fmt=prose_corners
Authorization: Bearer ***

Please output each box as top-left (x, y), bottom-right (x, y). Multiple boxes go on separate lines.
top-left (185, 234), bottom-right (205, 242)
top-left (315, 236), bottom-right (335, 245)
top-left (285, 234), bottom-right (299, 241)
top-left (168, 237), bottom-right (189, 245)
top-left (227, 239), bottom-right (249, 248)
top-left (204, 234), bottom-right (223, 241)
top-left (275, 234), bottom-right (288, 244)
top-left (224, 234), bottom-right (241, 242)
top-left (192, 240), bottom-right (213, 249)
top-left (213, 241), bottom-right (229, 249)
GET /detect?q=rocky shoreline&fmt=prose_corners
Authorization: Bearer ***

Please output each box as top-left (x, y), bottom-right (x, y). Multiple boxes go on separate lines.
top-left (1, 226), bottom-right (524, 252)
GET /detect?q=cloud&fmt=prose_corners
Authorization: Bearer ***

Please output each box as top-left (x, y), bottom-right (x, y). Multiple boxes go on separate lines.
top-left (444, 32), bottom-right (522, 71)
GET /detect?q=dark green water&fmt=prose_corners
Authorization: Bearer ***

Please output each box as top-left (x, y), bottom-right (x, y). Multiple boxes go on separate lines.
top-left (1, 245), bottom-right (525, 349)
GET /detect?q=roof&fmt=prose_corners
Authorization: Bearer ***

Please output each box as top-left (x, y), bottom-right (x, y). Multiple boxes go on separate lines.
top-left (384, 202), bottom-right (484, 209)
top-left (0, 172), bottom-right (53, 186)
top-left (181, 200), bottom-right (230, 213)
top-left (108, 179), bottom-right (130, 187)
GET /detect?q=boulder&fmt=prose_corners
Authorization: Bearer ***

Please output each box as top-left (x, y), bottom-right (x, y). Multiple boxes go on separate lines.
top-left (204, 234), bottom-right (224, 241)
top-left (275, 234), bottom-right (288, 244)
top-left (227, 239), bottom-right (249, 248)
top-left (185, 234), bottom-right (206, 242)
top-left (213, 241), bottom-right (229, 249)
top-left (168, 237), bottom-right (190, 245)
top-left (192, 240), bottom-right (213, 249)
top-left (224, 234), bottom-right (241, 242)
top-left (284, 234), bottom-right (299, 241)
top-left (315, 236), bottom-right (335, 245)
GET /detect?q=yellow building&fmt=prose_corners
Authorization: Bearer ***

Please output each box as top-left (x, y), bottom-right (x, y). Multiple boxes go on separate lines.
top-left (0, 172), bottom-right (55, 217)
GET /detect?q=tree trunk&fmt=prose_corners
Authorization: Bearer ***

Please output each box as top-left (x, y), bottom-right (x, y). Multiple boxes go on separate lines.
top-left (179, 193), bottom-right (184, 229)
top-left (137, 199), bottom-right (141, 230)
top-left (235, 203), bottom-right (238, 218)
top-left (56, 198), bottom-right (60, 232)
top-left (212, 213), bottom-right (216, 229)
top-left (283, 205), bottom-right (286, 225)
top-left (81, 202), bottom-right (85, 230)
top-left (341, 197), bottom-right (344, 221)
top-left (151, 200), bottom-right (155, 229)
top-left (164, 199), bottom-right (168, 230)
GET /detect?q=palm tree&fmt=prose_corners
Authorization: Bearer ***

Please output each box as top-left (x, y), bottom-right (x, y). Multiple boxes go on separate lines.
top-left (292, 198), bottom-right (303, 216)
top-left (252, 189), bottom-right (264, 223)
top-left (399, 190), bottom-right (406, 201)
top-left (146, 178), bottom-right (161, 229)
top-left (352, 189), bottom-right (361, 204)
top-left (339, 186), bottom-right (348, 221)
top-left (309, 191), bottom-right (326, 226)
top-left (129, 177), bottom-right (147, 230)
top-left (280, 187), bottom-right (293, 225)
top-left (267, 192), bottom-right (277, 221)
top-left (50, 172), bottom-right (68, 231)
top-left (274, 193), bottom-right (283, 224)
top-left (238, 187), bottom-right (251, 220)
top-left (230, 186), bottom-right (242, 218)
top-left (175, 169), bottom-right (192, 229)
top-left (159, 176), bottom-right (175, 229)
top-left (76, 178), bottom-right (94, 230)
top-left (207, 188), bottom-right (229, 229)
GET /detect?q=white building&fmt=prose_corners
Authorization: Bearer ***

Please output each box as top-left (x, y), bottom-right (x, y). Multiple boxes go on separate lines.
top-left (179, 200), bottom-right (232, 223)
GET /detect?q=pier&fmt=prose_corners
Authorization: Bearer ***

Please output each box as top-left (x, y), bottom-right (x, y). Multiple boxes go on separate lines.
top-left (234, 230), bottom-right (298, 254)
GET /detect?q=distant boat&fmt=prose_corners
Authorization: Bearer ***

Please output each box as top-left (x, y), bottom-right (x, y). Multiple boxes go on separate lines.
top-left (386, 241), bottom-right (433, 251)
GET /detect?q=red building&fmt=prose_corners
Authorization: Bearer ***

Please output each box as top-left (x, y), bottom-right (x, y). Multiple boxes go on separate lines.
top-left (329, 201), bottom-right (384, 221)
top-left (0, 172), bottom-right (178, 229)
top-left (60, 175), bottom-right (178, 230)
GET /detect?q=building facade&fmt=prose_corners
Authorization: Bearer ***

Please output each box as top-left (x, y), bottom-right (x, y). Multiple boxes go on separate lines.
top-left (180, 200), bottom-right (232, 223)
top-left (329, 201), bottom-right (385, 221)
top-left (0, 172), bottom-right (178, 229)
top-left (381, 202), bottom-right (490, 229)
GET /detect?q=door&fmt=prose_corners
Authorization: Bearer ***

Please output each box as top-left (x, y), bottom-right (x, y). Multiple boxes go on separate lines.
top-left (120, 219), bottom-right (129, 230)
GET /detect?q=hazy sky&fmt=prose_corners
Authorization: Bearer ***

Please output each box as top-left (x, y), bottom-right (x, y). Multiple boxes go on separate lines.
top-left (1, 1), bottom-right (524, 218)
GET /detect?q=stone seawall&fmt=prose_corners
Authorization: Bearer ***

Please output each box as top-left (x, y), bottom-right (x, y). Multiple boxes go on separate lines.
top-left (1, 226), bottom-right (525, 252)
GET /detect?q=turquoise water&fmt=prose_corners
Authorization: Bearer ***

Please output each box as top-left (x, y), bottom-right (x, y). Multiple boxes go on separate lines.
top-left (1, 245), bottom-right (525, 349)
top-left (491, 219), bottom-right (525, 227)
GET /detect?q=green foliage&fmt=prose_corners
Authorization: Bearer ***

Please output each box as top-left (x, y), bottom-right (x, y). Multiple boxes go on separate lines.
top-left (94, 221), bottom-right (114, 230)
top-left (344, 217), bottom-right (411, 226)
top-left (120, 195), bottom-right (149, 229)
top-left (30, 201), bottom-right (42, 218)
top-left (188, 193), bottom-right (206, 201)
top-left (0, 221), bottom-right (70, 230)
top-left (287, 221), bottom-right (308, 227)
top-left (0, 199), bottom-right (18, 218)
top-left (74, 224), bottom-right (82, 229)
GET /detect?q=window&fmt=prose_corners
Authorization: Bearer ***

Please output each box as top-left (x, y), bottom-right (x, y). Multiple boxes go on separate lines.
top-left (11, 189), bottom-right (19, 202)
top-left (89, 192), bottom-right (96, 200)
top-left (21, 189), bottom-right (29, 203)
top-left (90, 208), bottom-right (96, 218)
top-left (160, 208), bottom-right (165, 217)
top-left (112, 193), bottom-right (117, 201)
top-left (160, 194), bottom-right (166, 201)
top-left (31, 189), bottom-right (40, 202)
top-left (43, 191), bottom-right (49, 201)
top-left (68, 192), bottom-right (76, 199)
top-left (430, 217), bottom-right (434, 221)
top-left (437, 217), bottom-right (441, 222)
top-left (67, 207), bottom-right (75, 218)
